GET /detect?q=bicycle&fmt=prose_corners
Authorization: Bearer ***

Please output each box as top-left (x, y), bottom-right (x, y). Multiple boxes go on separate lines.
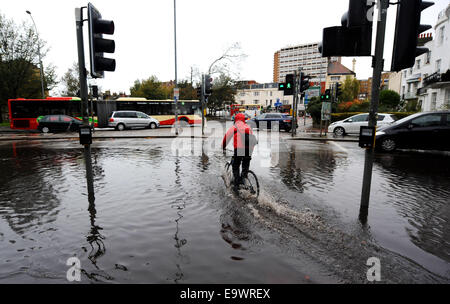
top-left (224, 158), bottom-right (260, 198)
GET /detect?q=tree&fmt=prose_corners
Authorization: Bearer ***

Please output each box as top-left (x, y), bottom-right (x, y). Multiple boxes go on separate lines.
top-left (129, 76), bottom-right (168, 100)
top-left (306, 97), bottom-right (322, 125)
top-left (379, 90), bottom-right (400, 111)
top-left (206, 74), bottom-right (235, 115)
top-left (177, 80), bottom-right (197, 100)
top-left (60, 62), bottom-right (79, 97)
top-left (207, 42), bottom-right (247, 79)
top-left (0, 12), bottom-right (57, 122)
top-left (340, 76), bottom-right (360, 102)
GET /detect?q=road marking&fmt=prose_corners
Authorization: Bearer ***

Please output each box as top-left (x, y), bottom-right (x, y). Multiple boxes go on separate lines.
top-left (330, 141), bottom-right (349, 153)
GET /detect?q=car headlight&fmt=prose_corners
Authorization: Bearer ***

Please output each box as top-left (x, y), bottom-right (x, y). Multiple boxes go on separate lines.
top-left (376, 131), bottom-right (385, 136)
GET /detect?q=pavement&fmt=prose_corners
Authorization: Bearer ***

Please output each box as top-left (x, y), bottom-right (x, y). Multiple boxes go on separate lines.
top-left (0, 119), bottom-right (359, 143)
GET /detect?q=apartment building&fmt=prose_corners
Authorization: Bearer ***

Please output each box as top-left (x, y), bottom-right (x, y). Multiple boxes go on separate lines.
top-left (273, 42), bottom-right (340, 84)
top-left (400, 3), bottom-right (450, 111)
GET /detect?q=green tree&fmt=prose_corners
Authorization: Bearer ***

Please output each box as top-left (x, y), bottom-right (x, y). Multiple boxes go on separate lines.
top-left (340, 76), bottom-right (360, 102)
top-left (0, 12), bottom-right (57, 122)
top-left (207, 74), bottom-right (235, 115)
top-left (60, 62), bottom-right (79, 97)
top-left (379, 89), bottom-right (400, 111)
top-left (177, 80), bottom-right (197, 100)
top-left (306, 97), bottom-right (322, 125)
top-left (130, 76), bottom-right (168, 100)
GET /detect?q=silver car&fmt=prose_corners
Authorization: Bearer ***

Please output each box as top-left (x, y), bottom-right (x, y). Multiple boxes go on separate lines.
top-left (108, 111), bottom-right (160, 131)
top-left (328, 113), bottom-right (397, 136)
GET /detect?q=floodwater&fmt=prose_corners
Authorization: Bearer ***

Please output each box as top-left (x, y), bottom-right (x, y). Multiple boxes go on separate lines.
top-left (0, 136), bottom-right (449, 283)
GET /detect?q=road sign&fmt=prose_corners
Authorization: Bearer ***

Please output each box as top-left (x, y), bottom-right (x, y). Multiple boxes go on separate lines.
top-left (321, 102), bottom-right (332, 121)
top-left (174, 88), bottom-right (180, 99)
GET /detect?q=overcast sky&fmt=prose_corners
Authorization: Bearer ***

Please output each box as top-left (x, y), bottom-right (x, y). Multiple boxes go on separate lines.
top-left (2, 0), bottom-right (448, 95)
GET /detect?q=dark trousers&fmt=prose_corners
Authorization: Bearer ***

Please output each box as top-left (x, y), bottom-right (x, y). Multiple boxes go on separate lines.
top-left (232, 156), bottom-right (251, 185)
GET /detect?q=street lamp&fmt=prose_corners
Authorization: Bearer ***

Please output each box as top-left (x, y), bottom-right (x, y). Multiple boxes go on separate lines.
top-left (26, 10), bottom-right (45, 99)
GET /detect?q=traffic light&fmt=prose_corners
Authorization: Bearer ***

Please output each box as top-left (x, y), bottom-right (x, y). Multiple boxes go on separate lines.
top-left (335, 82), bottom-right (342, 100)
top-left (88, 3), bottom-right (116, 78)
top-left (300, 73), bottom-right (310, 93)
top-left (321, 89), bottom-right (331, 102)
top-left (319, 0), bottom-right (373, 57)
top-left (196, 87), bottom-right (202, 99)
top-left (285, 74), bottom-right (295, 95)
top-left (91, 85), bottom-right (99, 98)
top-left (204, 75), bottom-right (213, 95)
top-left (391, 0), bottom-right (434, 72)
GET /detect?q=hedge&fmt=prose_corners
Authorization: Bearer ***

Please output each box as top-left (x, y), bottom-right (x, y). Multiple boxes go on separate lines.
top-left (330, 112), bottom-right (417, 123)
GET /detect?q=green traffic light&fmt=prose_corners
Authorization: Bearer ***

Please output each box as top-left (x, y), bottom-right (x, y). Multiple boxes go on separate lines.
top-left (287, 84), bottom-right (291, 89)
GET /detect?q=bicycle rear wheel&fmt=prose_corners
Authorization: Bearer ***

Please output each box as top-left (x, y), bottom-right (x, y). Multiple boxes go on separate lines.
top-left (242, 171), bottom-right (260, 198)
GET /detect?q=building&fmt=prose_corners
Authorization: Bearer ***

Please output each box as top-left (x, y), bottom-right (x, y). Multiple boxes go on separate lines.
top-left (235, 83), bottom-right (292, 108)
top-left (359, 72), bottom-right (396, 101)
top-left (273, 42), bottom-right (340, 84)
top-left (400, 3), bottom-right (450, 111)
top-left (326, 61), bottom-right (356, 91)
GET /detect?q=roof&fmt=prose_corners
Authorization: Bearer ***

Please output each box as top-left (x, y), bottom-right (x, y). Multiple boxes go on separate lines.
top-left (327, 62), bottom-right (356, 76)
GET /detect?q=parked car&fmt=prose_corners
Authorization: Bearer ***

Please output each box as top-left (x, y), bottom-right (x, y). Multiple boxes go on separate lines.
top-left (232, 113), bottom-right (252, 122)
top-left (108, 111), bottom-right (160, 131)
top-left (376, 111), bottom-right (450, 152)
top-left (328, 113), bottom-right (397, 136)
top-left (38, 115), bottom-right (83, 133)
top-left (251, 113), bottom-right (295, 132)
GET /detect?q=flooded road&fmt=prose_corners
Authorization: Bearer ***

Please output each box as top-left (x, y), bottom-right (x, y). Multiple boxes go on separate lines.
top-left (0, 136), bottom-right (449, 283)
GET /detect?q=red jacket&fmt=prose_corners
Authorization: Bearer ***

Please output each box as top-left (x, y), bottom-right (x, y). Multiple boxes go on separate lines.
top-left (222, 120), bottom-right (253, 150)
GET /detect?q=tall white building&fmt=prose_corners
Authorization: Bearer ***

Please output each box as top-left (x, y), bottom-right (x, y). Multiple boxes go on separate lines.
top-left (400, 3), bottom-right (450, 111)
top-left (273, 42), bottom-right (340, 84)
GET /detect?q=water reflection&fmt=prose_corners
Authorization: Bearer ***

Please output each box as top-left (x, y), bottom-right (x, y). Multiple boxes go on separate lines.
top-left (81, 196), bottom-right (113, 282)
top-left (276, 144), bottom-right (338, 192)
top-left (375, 152), bottom-right (450, 262)
top-left (0, 145), bottom-right (72, 234)
top-left (171, 155), bottom-right (187, 283)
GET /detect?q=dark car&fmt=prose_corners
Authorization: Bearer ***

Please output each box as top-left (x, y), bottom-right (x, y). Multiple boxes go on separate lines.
top-left (38, 115), bottom-right (83, 133)
top-left (251, 113), bottom-right (295, 132)
top-left (375, 111), bottom-right (450, 152)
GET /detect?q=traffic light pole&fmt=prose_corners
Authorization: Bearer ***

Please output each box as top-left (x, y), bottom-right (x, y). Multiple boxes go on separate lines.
top-left (201, 75), bottom-right (205, 136)
top-left (75, 7), bottom-right (95, 202)
top-left (291, 70), bottom-right (299, 137)
top-left (359, 0), bottom-right (389, 224)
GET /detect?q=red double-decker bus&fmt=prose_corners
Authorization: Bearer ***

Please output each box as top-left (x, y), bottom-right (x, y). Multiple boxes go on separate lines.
top-left (8, 97), bottom-right (88, 130)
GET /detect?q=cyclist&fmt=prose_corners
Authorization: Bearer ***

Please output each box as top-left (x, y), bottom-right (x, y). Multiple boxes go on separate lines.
top-left (222, 113), bottom-right (257, 194)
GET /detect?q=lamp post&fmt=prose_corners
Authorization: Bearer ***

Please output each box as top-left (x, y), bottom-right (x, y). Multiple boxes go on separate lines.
top-left (26, 10), bottom-right (45, 99)
top-left (173, 0), bottom-right (179, 135)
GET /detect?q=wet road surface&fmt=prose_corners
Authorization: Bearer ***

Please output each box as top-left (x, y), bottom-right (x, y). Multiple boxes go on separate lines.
top-left (0, 135), bottom-right (449, 283)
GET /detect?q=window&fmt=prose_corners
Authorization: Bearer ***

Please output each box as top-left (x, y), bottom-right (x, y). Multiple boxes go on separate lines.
top-left (436, 60), bottom-right (442, 73)
top-left (446, 114), bottom-right (450, 127)
top-left (254, 92), bottom-right (259, 96)
top-left (350, 114), bottom-right (368, 122)
top-left (439, 26), bottom-right (445, 45)
top-left (445, 89), bottom-right (450, 107)
top-left (61, 116), bottom-right (73, 122)
top-left (125, 112), bottom-right (137, 118)
top-left (431, 93), bottom-right (437, 110)
top-left (416, 59), bottom-right (421, 70)
top-left (267, 114), bottom-right (281, 119)
top-left (426, 51), bottom-right (431, 64)
top-left (411, 114), bottom-right (442, 127)
top-left (137, 112), bottom-right (148, 118)
top-left (377, 115), bottom-right (385, 121)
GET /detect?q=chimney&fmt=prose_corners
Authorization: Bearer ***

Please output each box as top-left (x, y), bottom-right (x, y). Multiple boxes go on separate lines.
top-left (352, 58), bottom-right (356, 72)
